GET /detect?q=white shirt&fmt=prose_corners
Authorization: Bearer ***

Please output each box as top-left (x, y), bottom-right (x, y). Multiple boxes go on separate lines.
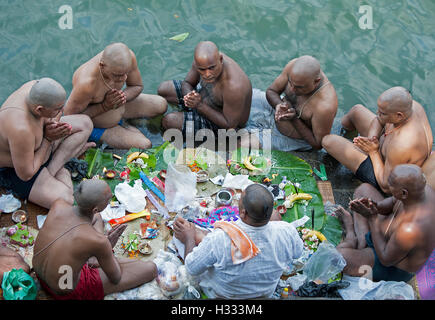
top-left (184, 219), bottom-right (303, 299)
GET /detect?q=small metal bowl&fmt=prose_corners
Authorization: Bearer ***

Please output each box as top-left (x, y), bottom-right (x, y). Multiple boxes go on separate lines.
top-left (196, 170), bottom-right (209, 183)
top-left (12, 210), bottom-right (28, 223)
top-left (104, 170), bottom-right (117, 179)
top-left (138, 241), bottom-right (153, 255)
top-left (277, 205), bottom-right (287, 215)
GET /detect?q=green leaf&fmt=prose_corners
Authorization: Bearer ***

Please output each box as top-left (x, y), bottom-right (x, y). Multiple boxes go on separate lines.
top-left (169, 32), bottom-right (189, 42)
top-left (319, 215), bottom-right (343, 246)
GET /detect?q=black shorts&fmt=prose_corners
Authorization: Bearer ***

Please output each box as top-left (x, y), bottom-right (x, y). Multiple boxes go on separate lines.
top-left (173, 80), bottom-right (224, 139)
top-left (355, 156), bottom-right (382, 192)
top-left (0, 155), bottom-right (52, 200)
top-left (365, 232), bottom-right (414, 282)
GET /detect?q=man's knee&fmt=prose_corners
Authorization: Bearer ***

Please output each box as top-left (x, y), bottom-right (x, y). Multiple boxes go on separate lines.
top-left (155, 95), bottom-right (168, 115)
top-left (157, 80), bottom-right (174, 98)
top-left (321, 134), bottom-right (337, 151)
top-left (73, 115), bottom-right (94, 134)
top-left (142, 261), bottom-right (158, 282)
top-left (353, 183), bottom-right (376, 199)
top-left (162, 112), bottom-right (182, 130)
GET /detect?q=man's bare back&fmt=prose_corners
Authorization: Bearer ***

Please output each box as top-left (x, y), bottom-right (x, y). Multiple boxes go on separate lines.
top-left (32, 180), bottom-right (157, 299)
top-left (0, 81), bottom-right (46, 168)
top-left (32, 199), bottom-right (103, 294)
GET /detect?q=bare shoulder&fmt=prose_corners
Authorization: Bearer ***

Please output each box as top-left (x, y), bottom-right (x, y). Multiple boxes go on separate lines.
top-left (223, 55), bottom-right (251, 91)
top-left (395, 222), bottom-right (422, 250)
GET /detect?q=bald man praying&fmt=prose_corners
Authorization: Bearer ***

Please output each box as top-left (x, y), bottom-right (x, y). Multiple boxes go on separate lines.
top-left (264, 55), bottom-right (338, 150)
top-left (0, 78), bottom-right (93, 208)
top-left (335, 164), bottom-right (435, 282)
top-left (322, 86), bottom-right (433, 194)
top-left (158, 41), bottom-right (252, 143)
top-left (64, 42), bottom-right (167, 149)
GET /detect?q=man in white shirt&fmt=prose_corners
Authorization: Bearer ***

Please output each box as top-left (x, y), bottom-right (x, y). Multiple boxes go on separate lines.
top-left (173, 184), bottom-right (303, 299)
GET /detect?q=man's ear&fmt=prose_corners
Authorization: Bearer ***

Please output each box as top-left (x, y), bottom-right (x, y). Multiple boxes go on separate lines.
top-left (401, 189), bottom-right (409, 200)
top-left (34, 105), bottom-right (44, 116)
top-left (314, 77), bottom-right (321, 86)
top-left (219, 54), bottom-right (223, 63)
top-left (92, 206), bottom-right (100, 216)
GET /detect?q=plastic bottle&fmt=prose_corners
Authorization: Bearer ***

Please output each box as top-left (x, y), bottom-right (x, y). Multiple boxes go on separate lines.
top-left (281, 287), bottom-right (289, 299)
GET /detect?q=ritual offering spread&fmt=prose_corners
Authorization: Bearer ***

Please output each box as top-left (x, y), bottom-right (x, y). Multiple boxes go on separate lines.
top-left (80, 143), bottom-right (344, 300)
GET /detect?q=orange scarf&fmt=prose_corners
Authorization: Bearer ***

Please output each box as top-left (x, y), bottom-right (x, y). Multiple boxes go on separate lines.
top-left (214, 221), bottom-right (261, 265)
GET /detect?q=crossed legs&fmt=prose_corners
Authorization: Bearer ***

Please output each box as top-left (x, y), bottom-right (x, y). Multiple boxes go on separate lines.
top-left (336, 183), bottom-right (385, 276)
top-left (322, 104), bottom-right (376, 173)
top-left (28, 115), bottom-right (94, 209)
top-left (100, 93), bottom-right (167, 149)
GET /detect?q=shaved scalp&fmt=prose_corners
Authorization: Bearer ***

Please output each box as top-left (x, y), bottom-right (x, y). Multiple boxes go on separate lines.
top-left (194, 41), bottom-right (219, 62)
top-left (27, 78), bottom-right (66, 109)
top-left (389, 164), bottom-right (426, 195)
top-left (378, 86), bottom-right (413, 114)
top-left (291, 55), bottom-right (321, 81)
top-left (74, 179), bottom-right (111, 210)
top-left (242, 184), bottom-right (274, 222)
top-left (101, 42), bottom-right (132, 70)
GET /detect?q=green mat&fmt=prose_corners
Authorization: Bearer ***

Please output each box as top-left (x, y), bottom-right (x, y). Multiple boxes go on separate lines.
top-left (83, 143), bottom-right (342, 246)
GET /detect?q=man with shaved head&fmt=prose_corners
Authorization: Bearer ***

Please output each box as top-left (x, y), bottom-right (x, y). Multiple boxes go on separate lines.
top-left (173, 183), bottom-right (303, 299)
top-left (322, 86), bottom-right (433, 195)
top-left (158, 41), bottom-right (252, 144)
top-left (64, 42), bottom-right (167, 149)
top-left (32, 179), bottom-right (157, 300)
top-left (335, 164), bottom-right (435, 282)
top-left (262, 55), bottom-right (338, 150)
top-left (0, 78), bottom-right (94, 208)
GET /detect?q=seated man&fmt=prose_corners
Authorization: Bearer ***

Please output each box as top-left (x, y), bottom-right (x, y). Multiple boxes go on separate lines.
top-left (258, 55), bottom-right (338, 151)
top-left (335, 164), bottom-right (435, 282)
top-left (158, 41), bottom-right (252, 147)
top-left (0, 246), bottom-right (30, 287)
top-left (173, 184), bottom-right (303, 299)
top-left (0, 78), bottom-right (94, 208)
top-left (32, 179), bottom-right (157, 300)
top-left (63, 42), bottom-right (167, 149)
top-left (322, 87), bottom-right (433, 194)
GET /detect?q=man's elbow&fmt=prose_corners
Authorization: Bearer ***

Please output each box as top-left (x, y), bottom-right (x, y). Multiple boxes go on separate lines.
top-left (109, 272), bottom-right (122, 285)
top-left (17, 169), bottom-right (36, 182)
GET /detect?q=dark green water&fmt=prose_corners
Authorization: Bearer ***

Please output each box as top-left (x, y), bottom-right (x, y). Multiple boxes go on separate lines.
top-left (1, 0), bottom-right (434, 145)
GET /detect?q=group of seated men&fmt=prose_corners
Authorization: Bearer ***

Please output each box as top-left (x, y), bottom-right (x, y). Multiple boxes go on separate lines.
top-left (0, 40), bottom-right (434, 300)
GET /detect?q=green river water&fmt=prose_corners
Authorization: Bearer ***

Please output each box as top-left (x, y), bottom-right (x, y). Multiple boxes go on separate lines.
top-left (1, 0), bottom-right (434, 145)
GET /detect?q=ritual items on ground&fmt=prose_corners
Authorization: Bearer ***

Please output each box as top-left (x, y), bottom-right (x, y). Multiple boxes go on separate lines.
top-left (11, 209), bottom-right (28, 224)
top-left (109, 209), bottom-right (151, 226)
top-left (7, 223), bottom-right (34, 247)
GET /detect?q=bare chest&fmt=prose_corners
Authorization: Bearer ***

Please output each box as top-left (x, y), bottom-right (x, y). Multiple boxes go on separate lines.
top-left (91, 80), bottom-right (124, 104)
top-left (198, 80), bottom-right (223, 110)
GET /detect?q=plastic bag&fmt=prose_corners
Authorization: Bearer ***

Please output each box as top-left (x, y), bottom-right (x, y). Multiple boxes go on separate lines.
top-left (164, 163), bottom-right (197, 212)
top-left (2, 268), bottom-right (37, 300)
top-left (114, 180), bottom-right (147, 213)
top-left (287, 273), bottom-right (308, 291)
top-left (156, 261), bottom-right (185, 297)
top-left (337, 275), bottom-right (415, 300)
top-left (303, 242), bottom-right (347, 283)
top-left (297, 280), bottom-right (350, 298)
top-left (0, 194), bottom-right (21, 213)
